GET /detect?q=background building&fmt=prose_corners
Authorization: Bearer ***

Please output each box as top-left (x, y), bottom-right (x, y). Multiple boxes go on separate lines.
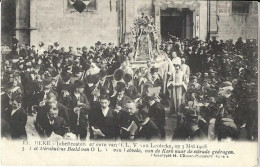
top-left (1, 0), bottom-right (258, 48)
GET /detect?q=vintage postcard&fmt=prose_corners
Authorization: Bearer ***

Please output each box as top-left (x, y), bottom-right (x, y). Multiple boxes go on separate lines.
top-left (1, 0), bottom-right (258, 166)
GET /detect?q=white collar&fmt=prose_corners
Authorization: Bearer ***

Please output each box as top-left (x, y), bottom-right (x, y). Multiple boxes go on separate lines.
top-left (44, 89), bottom-right (50, 93)
top-left (102, 107), bottom-right (109, 117)
top-left (141, 117), bottom-right (150, 126)
top-left (47, 115), bottom-right (55, 125)
top-left (11, 107), bottom-right (20, 116)
top-left (74, 92), bottom-right (80, 99)
top-left (149, 100), bottom-right (155, 106)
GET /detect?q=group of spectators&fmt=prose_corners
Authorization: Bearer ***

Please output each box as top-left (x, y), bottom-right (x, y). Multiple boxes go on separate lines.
top-left (1, 34), bottom-right (258, 141)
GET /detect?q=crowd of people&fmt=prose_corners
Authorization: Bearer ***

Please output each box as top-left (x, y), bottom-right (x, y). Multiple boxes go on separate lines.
top-left (1, 34), bottom-right (258, 141)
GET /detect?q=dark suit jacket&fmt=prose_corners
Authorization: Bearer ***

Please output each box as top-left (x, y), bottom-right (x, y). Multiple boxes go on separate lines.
top-left (20, 71), bottom-right (33, 95)
top-left (57, 103), bottom-right (71, 129)
top-left (148, 102), bottom-right (166, 128)
top-left (92, 108), bottom-right (116, 140)
top-left (70, 93), bottom-right (91, 130)
top-left (1, 118), bottom-right (12, 139)
top-left (36, 110), bottom-right (68, 137)
top-left (115, 110), bottom-right (142, 140)
top-left (125, 85), bottom-right (140, 100)
top-left (1, 93), bottom-right (10, 118)
top-left (19, 49), bottom-right (28, 59)
top-left (56, 78), bottom-right (74, 96)
top-left (136, 119), bottom-right (161, 140)
top-left (110, 94), bottom-right (130, 109)
top-left (97, 79), bottom-right (114, 96)
top-left (7, 108), bottom-right (27, 139)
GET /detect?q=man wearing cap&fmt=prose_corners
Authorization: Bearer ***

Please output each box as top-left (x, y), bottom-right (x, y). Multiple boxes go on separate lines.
top-left (81, 46), bottom-right (88, 70)
top-left (38, 42), bottom-right (45, 56)
top-left (30, 45), bottom-right (37, 56)
top-left (59, 47), bottom-right (67, 59)
top-left (70, 80), bottom-right (90, 140)
top-left (70, 66), bottom-right (84, 84)
top-left (19, 44), bottom-right (28, 59)
top-left (184, 108), bottom-right (207, 140)
top-left (67, 46), bottom-right (76, 56)
top-left (95, 41), bottom-right (101, 52)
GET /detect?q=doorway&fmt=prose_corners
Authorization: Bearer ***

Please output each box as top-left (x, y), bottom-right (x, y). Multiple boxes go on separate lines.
top-left (161, 16), bottom-right (183, 40)
top-left (160, 8), bottom-right (193, 41)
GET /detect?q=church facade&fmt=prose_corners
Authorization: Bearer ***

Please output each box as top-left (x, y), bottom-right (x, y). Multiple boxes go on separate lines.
top-left (1, 0), bottom-right (258, 48)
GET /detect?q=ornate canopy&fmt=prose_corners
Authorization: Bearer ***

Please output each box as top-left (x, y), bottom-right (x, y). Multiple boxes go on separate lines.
top-left (153, 0), bottom-right (201, 11)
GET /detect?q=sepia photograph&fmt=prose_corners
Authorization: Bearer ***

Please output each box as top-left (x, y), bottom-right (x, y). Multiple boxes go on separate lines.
top-left (0, 0), bottom-right (258, 166)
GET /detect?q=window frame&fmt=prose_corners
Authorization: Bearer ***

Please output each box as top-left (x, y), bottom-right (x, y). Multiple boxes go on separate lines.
top-left (231, 1), bottom-right (251, 15)
top-left (64, 0), bottom-right (99, 14)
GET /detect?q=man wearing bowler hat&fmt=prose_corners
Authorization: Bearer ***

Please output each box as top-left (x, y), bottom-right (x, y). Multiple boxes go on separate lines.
top-left (71, 80), bottom-right (90, 140)
top-left (97, 69), bottom-right (114, 97)
top-left (123, 73), bottom-right (140, 100)
top-left (110, 82), bottom-right (130, 112)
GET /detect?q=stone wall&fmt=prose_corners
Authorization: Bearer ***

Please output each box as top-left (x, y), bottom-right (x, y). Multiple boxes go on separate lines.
top-left (3, 0), bottom-right (257, 47)
top-left (1, 0), bottom-right (16, 46)
top-left (30, 0), bottom-right (119, 49)
top-left (215, 1), bottom-right (258, 41)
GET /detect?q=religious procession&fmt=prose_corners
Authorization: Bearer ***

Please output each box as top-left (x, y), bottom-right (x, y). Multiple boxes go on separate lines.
top-left (1, 9), bottom-right (258, 142)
